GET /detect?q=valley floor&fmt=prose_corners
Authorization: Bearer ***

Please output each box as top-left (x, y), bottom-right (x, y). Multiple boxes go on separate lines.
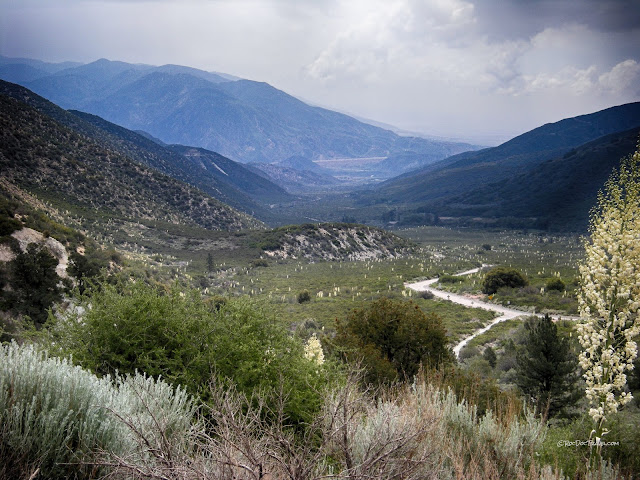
top-left (405, 266), bottom-right (581, 356)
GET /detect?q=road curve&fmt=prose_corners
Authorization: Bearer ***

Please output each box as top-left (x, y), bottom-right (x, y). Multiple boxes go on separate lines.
top-left (405, 267), bottom-right (579, 357)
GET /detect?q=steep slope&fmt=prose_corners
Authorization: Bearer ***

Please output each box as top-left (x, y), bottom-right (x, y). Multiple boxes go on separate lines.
top-left (71, 110), bottom-right (294, 209)
top-left (167, 145), bottom-right (292, 203)
top-left (436, 128), bottom-right (640, 230)
top-left (0, 93), bottom-right (262, 239)
top-left (367, 102), bottom-right (640, 207)
top-left (5, 58), bottom-right (477, 166)
top-left (0, 80), bottom-right (292, 223)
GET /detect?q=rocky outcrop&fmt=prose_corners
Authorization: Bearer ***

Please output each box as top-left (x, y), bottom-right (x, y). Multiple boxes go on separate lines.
top-left (5, 227), bottom-right (69, 278)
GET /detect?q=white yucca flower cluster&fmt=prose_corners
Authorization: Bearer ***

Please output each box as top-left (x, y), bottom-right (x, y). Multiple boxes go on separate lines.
top-left (304, 333), bottom-right (325, 365)
top-left (577, 143), bottom-right (640, 429)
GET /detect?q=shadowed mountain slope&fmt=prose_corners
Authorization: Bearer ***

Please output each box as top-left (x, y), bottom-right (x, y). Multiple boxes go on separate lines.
top-left (0, 80), bottom-right (292, 223)
top-left (0, 92), bottom-right (262, 235)
top-left (435, 128), bottom-right (640, 230)
top-left (364, 102), bottom-right (640, 211)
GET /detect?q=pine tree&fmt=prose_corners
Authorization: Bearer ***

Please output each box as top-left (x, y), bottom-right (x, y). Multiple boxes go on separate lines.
top-left (483, 345), bottom-right (497, 368)
top-left (515, 315), bottom-right (580, 418)
top-left (8, 243), bottom-right (62, 326)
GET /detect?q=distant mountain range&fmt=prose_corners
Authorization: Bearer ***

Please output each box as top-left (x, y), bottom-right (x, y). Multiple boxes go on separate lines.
top-left (359, 102), bottom-right (640, 230)
top-left (0, 56), bottom-right (477, 168)
top-left (437, 127), bottom-right (640, 229)
top-left (2, 55), bottom-right (639, 233)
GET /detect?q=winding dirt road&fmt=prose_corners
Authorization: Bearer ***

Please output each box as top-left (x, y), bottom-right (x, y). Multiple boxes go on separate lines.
top-left (405, 267), bottom-right (579, 357)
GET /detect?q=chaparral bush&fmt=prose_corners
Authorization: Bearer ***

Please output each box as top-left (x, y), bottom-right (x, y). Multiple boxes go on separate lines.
top-left (0, 341), bottom-right (195, 480)
top-left (333, 297), bottom-right (454, 385)
top-left (50, 279), bottom-right (333, 426)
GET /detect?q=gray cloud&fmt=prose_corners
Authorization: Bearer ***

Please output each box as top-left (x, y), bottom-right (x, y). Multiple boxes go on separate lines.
top-left (473, 0), bottom-right (640, 40)
top-left (1, 0), bottom-right (639, 143)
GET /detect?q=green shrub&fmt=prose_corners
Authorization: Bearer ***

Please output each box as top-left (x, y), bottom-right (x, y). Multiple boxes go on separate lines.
top-left (4, 243), bottom-right (63, 326)
top-left (297, 289), bottom-right (311, 303)
top-left (0, 342), bottom-right (194, 480)
top-left (482, 267), bottom-right (528, 294)
top-left (545, 277), bottom-right (566, 292)
top-left (483, 345), bottom-right (497, 368)
top-left (0, 216), bottom-right (21, 236)
top-left (333, 298), bottom-right (454, 385)
top-left (419, 290), bottom-right (434, 300)
top-left (51, 280), bottom-right (333, 426)
top-left (438, 274), bottom-right (463, 284)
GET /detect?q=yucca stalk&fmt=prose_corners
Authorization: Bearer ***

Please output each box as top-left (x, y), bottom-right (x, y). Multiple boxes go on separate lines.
top-left (577, 140), bottom-right (640, 462)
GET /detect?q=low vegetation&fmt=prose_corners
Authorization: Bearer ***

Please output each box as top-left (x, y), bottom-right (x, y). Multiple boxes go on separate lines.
top-left (0, 342), bottom-right (195, 480)
top-left (49, 281), bottom-right (333, 426)
top-left (3, 341), bottom-right (562, 480)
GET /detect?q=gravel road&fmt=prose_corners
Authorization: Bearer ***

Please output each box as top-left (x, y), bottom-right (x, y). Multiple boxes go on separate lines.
top-left (405, 267), bottom-right (579, 357)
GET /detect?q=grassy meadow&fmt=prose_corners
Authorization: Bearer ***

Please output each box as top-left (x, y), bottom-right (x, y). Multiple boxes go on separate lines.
top-left (136, 226), bottom-right (586, 347)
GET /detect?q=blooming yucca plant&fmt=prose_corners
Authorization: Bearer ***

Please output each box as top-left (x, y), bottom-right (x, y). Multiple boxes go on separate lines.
top-left (577, 141), bottom-right (640, 444)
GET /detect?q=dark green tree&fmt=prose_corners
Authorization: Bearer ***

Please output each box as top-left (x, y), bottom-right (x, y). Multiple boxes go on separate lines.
top-left (297, 289), bottom-right (311, 303)
top-left (68, 250), bottom-right (106, 294)
top-left (515, 315), bottom-right (580, 418)
top-left (7, 244), bottom-right (62, 326)
top-left (333, 298), bottom-right (453, 385)
top-left (482, 267), bottom-right (528, 294)
top-left (545, 278), bottom-right (566, 292)
top-left (483, 345), bottom-right (497, 368)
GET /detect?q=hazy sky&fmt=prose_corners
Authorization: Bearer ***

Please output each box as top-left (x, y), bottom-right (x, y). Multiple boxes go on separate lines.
top-left (2, 0), bottom-right (640, 144)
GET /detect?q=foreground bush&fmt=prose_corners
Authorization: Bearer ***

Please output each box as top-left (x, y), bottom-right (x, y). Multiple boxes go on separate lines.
top-left (100, 372), bottom-right (557, 480)
top-left (0, 342), bottom-right (195, 480)
top-left (50, 280), bottom-right (333, 425)
top-left (5, 341), bottom-right (625, 479)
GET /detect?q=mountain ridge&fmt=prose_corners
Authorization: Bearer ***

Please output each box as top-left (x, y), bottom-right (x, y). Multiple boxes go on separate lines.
top-left (366, 101), bottom-right (640, 211)
top-left (1, 57), bottom-right (477, 169)
top-left (0, 79), bottom-right (293, 223)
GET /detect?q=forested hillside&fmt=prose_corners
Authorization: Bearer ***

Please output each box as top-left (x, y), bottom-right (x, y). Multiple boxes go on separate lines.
top-left (0, 80), bottom-right (293, 223)
top-left (0, 93), bottom-right (263, 234)
top-left (358, 102), bottom-right (640, 230)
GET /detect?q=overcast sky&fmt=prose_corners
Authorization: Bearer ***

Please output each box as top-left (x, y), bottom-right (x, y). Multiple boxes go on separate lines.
top-left (2, 0), bottom-right (640, 144)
